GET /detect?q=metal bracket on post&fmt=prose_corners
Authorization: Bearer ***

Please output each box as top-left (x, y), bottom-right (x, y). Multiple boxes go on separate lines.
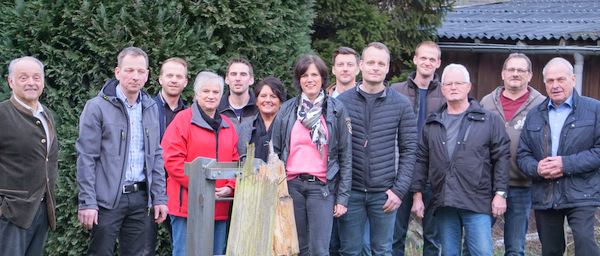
top-left (184, 157), bottom-right (240, 256)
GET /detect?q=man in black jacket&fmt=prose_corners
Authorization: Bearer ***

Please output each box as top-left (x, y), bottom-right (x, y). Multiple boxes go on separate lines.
top-left (337, 42), bottom-right (417, 256)
top-left (390, 41), bottom-right (444, 256)
top-left (411, 64), bottom-right (510, 255)
top-left (0, 56), bottom-right (59, 255)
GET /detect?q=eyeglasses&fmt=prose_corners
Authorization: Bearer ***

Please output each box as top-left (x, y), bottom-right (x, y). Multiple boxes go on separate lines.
top-left (504, 68), bottom-right (529, 75)
top-left (441, 81), bottom-right (469, 87)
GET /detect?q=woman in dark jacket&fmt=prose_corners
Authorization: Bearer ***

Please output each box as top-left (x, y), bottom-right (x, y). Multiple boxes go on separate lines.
top-left (272, 54), bottom-right (352, 256)
top-left (237, 77), bottom-right (286, 161)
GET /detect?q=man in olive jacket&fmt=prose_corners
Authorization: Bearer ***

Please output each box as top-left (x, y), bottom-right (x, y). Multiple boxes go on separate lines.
top-left (0, 56), bottom-right (59, 255)
top-left (480, 53), bottom-right (545, 255)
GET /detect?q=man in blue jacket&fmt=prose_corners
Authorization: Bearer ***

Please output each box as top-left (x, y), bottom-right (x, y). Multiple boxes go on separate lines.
top-left (518, 57), bottom-right (600, 256)
top-left (337, 42), bottom-right (418, 256)
top-left (76, 47), bottom-right (169, 255)
top-left (144, 57), bottom-right (189, 255)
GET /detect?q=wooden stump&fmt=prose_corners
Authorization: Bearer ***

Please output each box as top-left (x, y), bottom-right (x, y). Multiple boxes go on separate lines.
top-left (226, 144), bottom-right (299, 256)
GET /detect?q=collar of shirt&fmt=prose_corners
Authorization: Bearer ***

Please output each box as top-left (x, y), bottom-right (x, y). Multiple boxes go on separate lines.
top-left (13, 95), bottom-right (44, 115)
top-left (547, 93), bottom-right (574, 111)
top-left (116, 83), bottom-right (141, 107)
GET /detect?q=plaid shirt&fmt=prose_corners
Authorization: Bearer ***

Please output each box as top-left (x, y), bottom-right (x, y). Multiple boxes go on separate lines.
top-left (116, 86), bottom-right (146, 183)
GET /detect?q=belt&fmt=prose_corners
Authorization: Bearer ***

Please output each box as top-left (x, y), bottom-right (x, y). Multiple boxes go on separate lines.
top-left (122, 181), bottom-right (147, 194)
top-left (298, 174), bottom-right (317, 182)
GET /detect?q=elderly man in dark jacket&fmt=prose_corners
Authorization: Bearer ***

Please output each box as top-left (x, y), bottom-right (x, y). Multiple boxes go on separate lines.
top-left (518, 57), bottom-right (600, 256)
top-left (411, 63), bottom-right (510, 256)
top-left (337, 42), bottom-right (418, 256)
top-left (0, 56), bottom-right (59, 256)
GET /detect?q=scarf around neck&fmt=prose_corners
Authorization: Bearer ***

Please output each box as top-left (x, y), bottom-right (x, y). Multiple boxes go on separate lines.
top-left (297, 91), bottom-right (328, 158)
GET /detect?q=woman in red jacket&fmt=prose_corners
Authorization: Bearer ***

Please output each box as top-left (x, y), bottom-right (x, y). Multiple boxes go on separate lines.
top-left (161, 71), bottom-right (238, 256)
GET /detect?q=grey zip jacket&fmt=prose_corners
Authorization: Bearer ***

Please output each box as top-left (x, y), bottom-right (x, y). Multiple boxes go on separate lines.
top-left (76, 78), bottom-right (168, 210)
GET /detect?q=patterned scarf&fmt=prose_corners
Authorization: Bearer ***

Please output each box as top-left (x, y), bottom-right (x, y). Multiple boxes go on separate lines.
top-left (297, 91), bottom-right (328, 158)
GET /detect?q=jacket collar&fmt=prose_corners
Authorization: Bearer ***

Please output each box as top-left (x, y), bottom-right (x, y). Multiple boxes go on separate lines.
top-left (191, 100), bottom-right (230, 131)
top-left (537, 90), bottom-right (581, 113)
top-left (99, 78), bottom-right (155, 110)
top-left (428, 97), bottom-right (485, 123)
top-left (406, 71), bottom-right (441, 91)
top-left (217, 89), bottom-right (256, 111)
top-left (353, 81), bottom-right (390, 98)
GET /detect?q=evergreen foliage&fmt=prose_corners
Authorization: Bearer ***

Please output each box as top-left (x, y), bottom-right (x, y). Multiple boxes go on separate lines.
top-left (0, 0), bottom-right (314, 255)
top-left (312, 0), bottom-right (453, 83)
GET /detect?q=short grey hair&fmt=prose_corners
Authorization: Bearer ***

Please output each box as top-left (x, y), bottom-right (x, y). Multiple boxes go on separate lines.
top-left (194, 71), bottom-right (224, 97)
top-left (441, 64), bottom-right (470, 83)
top-left (9, 56), bottom-right (45, 82)
top-left (542, 57), bottom-right (574, 81)
top-left (117, 47), bottom-right (149, 69)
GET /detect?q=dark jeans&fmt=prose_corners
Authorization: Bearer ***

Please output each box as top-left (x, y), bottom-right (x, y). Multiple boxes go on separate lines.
top-left (288, 177), bottom-right (335, 256)
top-left (393, 187), bottom-right (440, 256)
top-left (0, 201), bottom-right (49, 256)
top-left (535, 206), bottom-right (600, 256)
top-left (88, 191), bottom-right (149, 256)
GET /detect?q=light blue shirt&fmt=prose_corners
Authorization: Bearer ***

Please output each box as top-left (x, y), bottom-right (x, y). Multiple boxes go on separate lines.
top-left (116, 85), bottom-right (146, 183)
top-left (547, 94), bottom-right (574, 157)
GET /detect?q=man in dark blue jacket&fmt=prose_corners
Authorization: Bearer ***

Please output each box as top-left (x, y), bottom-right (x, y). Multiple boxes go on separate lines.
top-left (337, 42), bottom-right (418, 256)
top-left (144, 57), bottom-right (189, 256)
top-left (518, 57), bottom-right (600, 256)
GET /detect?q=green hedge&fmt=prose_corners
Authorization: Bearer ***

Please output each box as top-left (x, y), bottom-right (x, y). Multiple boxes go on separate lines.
top-left (0, 0), bottom-right (313, 255)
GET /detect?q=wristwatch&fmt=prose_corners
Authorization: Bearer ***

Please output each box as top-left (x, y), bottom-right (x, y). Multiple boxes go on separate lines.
top-left (495, 190), bottom-right (507, 199)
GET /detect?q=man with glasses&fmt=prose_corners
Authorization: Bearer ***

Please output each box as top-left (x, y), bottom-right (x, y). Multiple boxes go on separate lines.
top-left (411, 64), bottom-right (510, 255)
top-left (480, 53), bottom-right (545, 255)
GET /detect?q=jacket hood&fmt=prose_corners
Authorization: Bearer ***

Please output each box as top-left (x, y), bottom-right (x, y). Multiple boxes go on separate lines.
top-left (489, 86), bottom-right (545, 105)
top-left (98, 78), bottom-right (156, 109)
top-left (192, 100), bottom-right (231, 131)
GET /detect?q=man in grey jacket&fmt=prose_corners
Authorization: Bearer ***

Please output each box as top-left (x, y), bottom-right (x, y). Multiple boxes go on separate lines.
top-left (76, 47), bottom-right (168, 255)
top-left (480, 53), bottom-right (545, 256)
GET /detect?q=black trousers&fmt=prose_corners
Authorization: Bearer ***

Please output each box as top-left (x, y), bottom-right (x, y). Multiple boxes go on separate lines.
top-left (535, 206), bottom-right (600, 256)
top-left (0, 201), bottom-right (49, 256)
top-left (88, 191), bottom-right (149, 256)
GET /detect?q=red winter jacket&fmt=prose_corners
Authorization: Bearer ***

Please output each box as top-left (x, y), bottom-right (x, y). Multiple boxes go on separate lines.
top-left (162, 104), bottom-right (238, 220)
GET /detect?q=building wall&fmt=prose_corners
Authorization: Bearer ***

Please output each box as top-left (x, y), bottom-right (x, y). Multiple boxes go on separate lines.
top-left (438, 51), bottom-right (600, 101)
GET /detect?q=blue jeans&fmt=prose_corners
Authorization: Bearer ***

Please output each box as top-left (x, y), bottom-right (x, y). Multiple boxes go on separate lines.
top-left (393, 187), bottom-right (440, 256)
top-left (288, 177), bottom-right (335, 256)
top-left (338, 190), bottom-right (397, 256)
top-left (330, 219), bottom-right (371, 256)
top-left (503, 186), bottom-right (531, 256)
top-left (170, 215), bottom-right (227, 256)
top-left (436, 207), bottom-right (492, 256)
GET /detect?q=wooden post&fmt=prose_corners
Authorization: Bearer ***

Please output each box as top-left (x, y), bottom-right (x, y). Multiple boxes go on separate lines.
top-left (270, 144), bottom-right (299, 256)
top-left (226, 144), bottom-right (299, 256)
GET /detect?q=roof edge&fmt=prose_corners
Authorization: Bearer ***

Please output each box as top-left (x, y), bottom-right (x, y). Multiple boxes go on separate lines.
top-left (439, 43), bottom-right (600, 56)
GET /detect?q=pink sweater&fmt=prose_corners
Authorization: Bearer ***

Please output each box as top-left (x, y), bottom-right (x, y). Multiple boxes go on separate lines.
top-left (286, 118), bottom-right (329, 182)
